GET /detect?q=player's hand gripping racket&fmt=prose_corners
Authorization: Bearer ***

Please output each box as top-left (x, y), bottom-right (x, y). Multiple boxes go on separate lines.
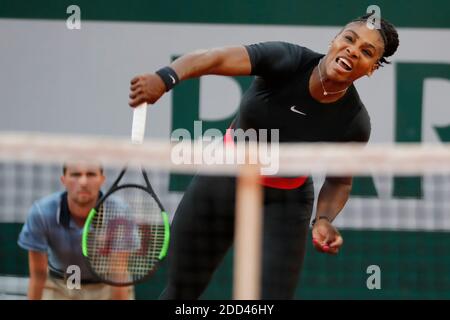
top-left (82, 103), bottom-right (170, 286)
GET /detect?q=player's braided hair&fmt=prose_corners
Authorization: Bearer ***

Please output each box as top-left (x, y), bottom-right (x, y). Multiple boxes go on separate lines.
top-left (352, 13), bottom-right (399, 66)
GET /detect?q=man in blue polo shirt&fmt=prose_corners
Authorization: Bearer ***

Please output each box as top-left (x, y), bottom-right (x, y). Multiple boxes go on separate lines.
top-left (18, 160), bottom-right (134, 300)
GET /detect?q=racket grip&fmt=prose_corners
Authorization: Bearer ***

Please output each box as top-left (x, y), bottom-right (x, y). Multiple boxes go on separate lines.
top-left (131, 102), bottom-right (148, 144)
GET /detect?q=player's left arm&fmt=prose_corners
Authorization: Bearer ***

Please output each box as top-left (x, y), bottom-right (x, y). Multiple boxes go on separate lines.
top-left (311, 176), bottom-right (352, 255)
top-left (313, 105), bottom-right (370, 255)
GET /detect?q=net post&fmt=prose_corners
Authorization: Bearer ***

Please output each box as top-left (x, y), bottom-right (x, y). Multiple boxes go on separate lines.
top-left (233, 158), bottom-right (263, 300)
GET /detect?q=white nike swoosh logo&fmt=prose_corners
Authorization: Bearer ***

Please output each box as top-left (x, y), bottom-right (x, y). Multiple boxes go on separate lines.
top-left (290, 106), bottom-right (307, 116)
top-left (169, 75), bottom-right (176, 84)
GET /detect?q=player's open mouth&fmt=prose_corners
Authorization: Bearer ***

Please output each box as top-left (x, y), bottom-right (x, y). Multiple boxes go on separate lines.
top-left (335, 57), bottom-right (353, 72)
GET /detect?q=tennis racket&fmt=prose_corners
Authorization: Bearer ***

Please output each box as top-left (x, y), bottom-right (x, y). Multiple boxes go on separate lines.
top-left (82, 103), bottom-right (170, 286)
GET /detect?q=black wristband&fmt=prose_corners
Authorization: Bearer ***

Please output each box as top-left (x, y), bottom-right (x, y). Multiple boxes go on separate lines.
top-left (155, 66), bottom-right (179, 92)
top-left (311, 216), bottom-right (331, 227)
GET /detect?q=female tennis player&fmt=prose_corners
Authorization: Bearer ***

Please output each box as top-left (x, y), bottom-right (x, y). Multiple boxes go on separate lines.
top-left (128, 13), bottom-right (399, 299)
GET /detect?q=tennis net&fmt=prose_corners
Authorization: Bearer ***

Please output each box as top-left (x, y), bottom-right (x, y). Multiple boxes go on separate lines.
top-left (1, 131), bottom-right (450, 299)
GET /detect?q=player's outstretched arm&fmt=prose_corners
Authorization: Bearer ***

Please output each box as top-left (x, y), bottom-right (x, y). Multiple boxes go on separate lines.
top-left (129, 46), bottom-right (251, 107)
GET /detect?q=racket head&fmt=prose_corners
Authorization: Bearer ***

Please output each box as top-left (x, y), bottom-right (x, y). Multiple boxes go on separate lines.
top-left (82, 183), bottom-right (170, 286)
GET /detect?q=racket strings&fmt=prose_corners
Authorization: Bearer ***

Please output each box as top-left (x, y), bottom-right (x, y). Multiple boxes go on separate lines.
top-left (87, 187), bottom-right (166, 284)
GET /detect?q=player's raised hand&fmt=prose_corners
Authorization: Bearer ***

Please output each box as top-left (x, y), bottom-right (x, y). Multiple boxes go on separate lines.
top-left (129, 74), bottom-right (166, 107)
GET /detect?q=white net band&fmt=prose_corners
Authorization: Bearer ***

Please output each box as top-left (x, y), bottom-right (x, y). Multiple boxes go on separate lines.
top-left (1, 132), bottom-right (449, 175)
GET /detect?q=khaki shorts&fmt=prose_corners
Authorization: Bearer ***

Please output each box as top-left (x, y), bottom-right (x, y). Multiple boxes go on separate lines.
top-left (42, 276), bottom-right (135, 300)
